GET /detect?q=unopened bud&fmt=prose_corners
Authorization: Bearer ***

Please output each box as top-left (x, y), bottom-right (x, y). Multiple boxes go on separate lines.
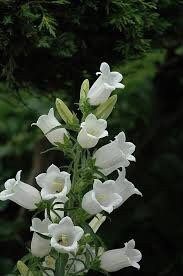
top-left (94, 95), bottom-right (117, 119)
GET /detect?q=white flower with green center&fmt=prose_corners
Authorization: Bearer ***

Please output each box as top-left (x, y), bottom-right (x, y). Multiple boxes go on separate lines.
top-left (93, 131), bottom-right (135, 176)
top-left (82, 179), bottom-right (122, 215)
top-left (114, 168), bottom-right (142, 207)
top-left (32, 108), bottom-right (68, 145)
top-left (30, 216), bottom-right (52, 258)
top-left (87, 62), bottom-right (124, 106)
top-left (77, 114), bottom-right (108, 148)
top-left (0, 170), bottom-right (41, 210)
top-left (36, 164), bottom-right (71, 200)
top-left (100, 239), bottom-right (142, 272)
top-left (48, 216), bottom-right (84, 254)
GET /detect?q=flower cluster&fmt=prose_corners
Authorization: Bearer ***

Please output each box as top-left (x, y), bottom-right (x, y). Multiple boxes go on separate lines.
top-left (0, 62), bottom-right (142, 275)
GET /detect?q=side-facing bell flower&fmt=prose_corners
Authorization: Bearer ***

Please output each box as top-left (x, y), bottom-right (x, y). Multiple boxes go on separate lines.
top-left (87, 62), bottom-right (124, 106)
top-left (100, 239), bottom-right (142, 272)
top-left (32, 108), bottom-right (68, 145)
top-left (77, 114), bottom-right (108, 148)
top-left (48, 216), bottom-right (84, 254)
top-left (0, 171), bottom-right (41, 210)
top-left (93, 131), bottom-right (135, 176)
top-left (36, 164), bottom-right (71, 200)
top-left (114, 169), bottom-right (142, 207)
top-left (30, 216), bottom-right (52, 258)
top-left (82, 179), bottom-right (122, 215)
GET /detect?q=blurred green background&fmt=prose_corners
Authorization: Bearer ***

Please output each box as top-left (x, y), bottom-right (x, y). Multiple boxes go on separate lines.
top-left (0, 0), bottom-right (182, 275)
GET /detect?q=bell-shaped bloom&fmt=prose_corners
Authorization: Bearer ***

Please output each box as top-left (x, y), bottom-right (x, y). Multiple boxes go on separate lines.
top-left (77, 114), bottom-right (108, 148)
top-left (87, 62), bottom-right (124, 106)
top-left (48, 216), bottom-right (84, 254)
top-left (82, 179), bottom-right (122, 215)
top-left (36, 164), bottom-right (71, 200)
top-left (31, 232), bottom-right (51, 258)
top-left (0, 171), bottom-right (41, 210)
top-left (114, 169), bottom-right (142, 207)
top-left (30, 216), bottom-right (52, 258)
top-left (32, 108), bottom-right (67, 145)
top-left (93, 131), bottom-right (135, 176)
top-left (100, 239), bottom-right (142, 272)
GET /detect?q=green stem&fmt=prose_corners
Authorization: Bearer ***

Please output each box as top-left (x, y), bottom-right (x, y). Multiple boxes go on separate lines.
top-left (72, 144), bottom-right (81, 190)
top-left (55, 253), bottom-right (68, 276)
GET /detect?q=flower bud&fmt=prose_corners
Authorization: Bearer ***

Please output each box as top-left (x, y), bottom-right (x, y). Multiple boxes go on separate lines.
top-left (17, 261), bottom-right (33, 276)
top-left (94, 95), bottom-right (117, 119)
top-left (56, 98), bottom-right (74, 125)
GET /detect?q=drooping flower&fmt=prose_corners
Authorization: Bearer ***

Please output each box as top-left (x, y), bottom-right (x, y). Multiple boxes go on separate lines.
top-left (100, 239), bottom-right (142, 272)
top-left (32, 108), bottom-right (67, 145)
top-left (0, 171), bottom-right (41, 210)
top-left (36, 164), bottom-right (71, 200)
top-left (114, 169), bottom-right (142, 207)
top-left (82, 179), bottom-right (122, 215)
top-left (93, 131), bottom-right (135, 176)
top-left (30, 216), bottom-right (52, 258)
top-left (87, 62), bottom-right (124, 106)
top-left (48, 216), bottom-right (84, 254)
top-left (77, 114), bottom-right (108, 148)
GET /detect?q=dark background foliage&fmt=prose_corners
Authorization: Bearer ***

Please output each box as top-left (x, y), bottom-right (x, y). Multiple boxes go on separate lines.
top-left (0, 0), bottom-right (183, 275)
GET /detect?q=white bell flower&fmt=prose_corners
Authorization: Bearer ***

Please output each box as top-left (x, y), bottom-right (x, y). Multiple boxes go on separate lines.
top-left (32, 108), bottom-right (68, 145)
top-left (48, 216), bottom-right (84, 254)
top-left (100, 239), bottom-right (142, 272)
top-left (82, 179), bottom-right (122, 215)
top-left (93, 131), bottom-right (135, 176)
top-left (114, 169), bottom-right (142, 207)
top-left (36, 164), bottom-right (71, 200)
top-left (30, 216), bottom-right (52, 258)
top-left (77, 114), bottom-right (108, 148)
top-left (0, 171), bottom-right (41, 210)
top-left (31, 232), bottom-right (51, 258)
top-left (87, 62), bottom-right (124, 106)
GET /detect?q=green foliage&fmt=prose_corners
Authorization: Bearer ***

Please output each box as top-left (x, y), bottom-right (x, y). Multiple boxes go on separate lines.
top-left (0, 0), bottom-right (182, 90)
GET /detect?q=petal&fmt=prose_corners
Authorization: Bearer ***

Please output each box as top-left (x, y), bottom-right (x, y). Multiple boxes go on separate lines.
top-left (109, 72), bottom-right (122, 84)
top-left (35, 173), bottom-right (46, 188)
top-left (77, 129), bottom-right (98, 149)
top-left (100, 62), bottom-right (110, 75)
top-left (82, 190), bottom-right (102, 215)
top-left (48, 223), bottom-right (60, 236)
top-left (47, 164), bottom-right (60, 174)
top-left (4, 178), bottom-right (16, 190)
top-left (16, 170), bottom-right (22, 181)
top-left (74, 226), bottom-right (84, 241)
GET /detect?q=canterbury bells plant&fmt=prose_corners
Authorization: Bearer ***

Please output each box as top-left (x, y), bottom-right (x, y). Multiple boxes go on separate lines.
top-left (0, 62), bottom-right (142, 275)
